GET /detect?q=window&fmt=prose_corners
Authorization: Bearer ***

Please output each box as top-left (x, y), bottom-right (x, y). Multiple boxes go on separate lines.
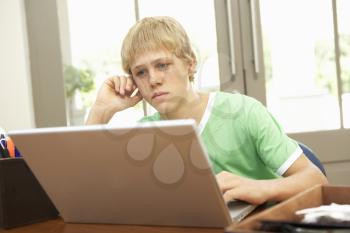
top-left (260, 0), bottom-right (340, 133)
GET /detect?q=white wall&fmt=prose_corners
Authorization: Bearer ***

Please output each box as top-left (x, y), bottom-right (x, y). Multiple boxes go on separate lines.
top-left (0, 0), bottom-right (35, 131)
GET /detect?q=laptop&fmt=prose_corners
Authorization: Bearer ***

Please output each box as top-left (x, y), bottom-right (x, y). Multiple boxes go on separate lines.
top-left (9, 119), bottom-right (256, 227)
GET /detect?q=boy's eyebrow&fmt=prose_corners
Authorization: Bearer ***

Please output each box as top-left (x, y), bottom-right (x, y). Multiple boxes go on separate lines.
top-left (132, 57), bottom-right (172, 71)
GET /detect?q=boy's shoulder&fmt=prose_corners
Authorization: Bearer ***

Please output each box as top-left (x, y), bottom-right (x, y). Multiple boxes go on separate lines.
top-left (213, 91), bottom-right (261, 110)
top-left (216, 91), bottom-right (259, 102)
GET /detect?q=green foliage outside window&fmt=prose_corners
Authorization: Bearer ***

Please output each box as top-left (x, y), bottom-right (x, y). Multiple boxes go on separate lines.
top-left (263, 34), bottom-right (350, 95)
top-left (315, 34), bottom-right (350, 94)
top-left (339, 35), bottom-right (350, 93)
top-left (64, 64), bottom-right (95, 99)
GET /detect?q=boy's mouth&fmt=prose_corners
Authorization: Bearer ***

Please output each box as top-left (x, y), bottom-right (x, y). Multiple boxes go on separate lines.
top-left (152, 91), bottom-right (169, 99)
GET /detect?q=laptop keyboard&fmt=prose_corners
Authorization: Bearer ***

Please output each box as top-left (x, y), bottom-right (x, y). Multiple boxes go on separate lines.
top-left (227, 200), bottom-right (256, 222)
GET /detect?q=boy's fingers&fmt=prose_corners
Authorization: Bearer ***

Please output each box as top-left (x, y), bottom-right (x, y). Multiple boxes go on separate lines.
top-left (112, 76), bottom-right (120, 94)
top-left (119, 76), bottom-right (127, 95)
top-left (125, 76), bottom-right (134, 92)
top-left (223, 189), bottom-right (237, 203)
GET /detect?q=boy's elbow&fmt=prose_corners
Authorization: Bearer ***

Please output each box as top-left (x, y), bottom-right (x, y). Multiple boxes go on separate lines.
top-left (313, 168), bottom-right (329, 185)
top-left (319, 173), bottom-right (329, 185)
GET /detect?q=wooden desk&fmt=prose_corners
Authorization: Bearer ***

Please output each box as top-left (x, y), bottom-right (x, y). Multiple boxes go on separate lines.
top-left (0, 218), bottom-right (224, 233)
top-left (0, 203), bottom-right (271, 233)
top-left (0, 204), bottom-right (272, 233)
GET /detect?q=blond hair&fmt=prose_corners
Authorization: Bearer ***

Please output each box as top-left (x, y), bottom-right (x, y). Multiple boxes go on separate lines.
top-left (121, 16), bottom-right (197, 81)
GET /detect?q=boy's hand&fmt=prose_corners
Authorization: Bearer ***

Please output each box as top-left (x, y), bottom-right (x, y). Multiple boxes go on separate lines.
top-left (86, 75), bottom-right (143, 124)
top-left (216, 171), bottom-right (271, 205)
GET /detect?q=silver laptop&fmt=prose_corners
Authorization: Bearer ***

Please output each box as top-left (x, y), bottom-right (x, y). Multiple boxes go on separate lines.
top-left (9, 119), bottom-right (256, 228)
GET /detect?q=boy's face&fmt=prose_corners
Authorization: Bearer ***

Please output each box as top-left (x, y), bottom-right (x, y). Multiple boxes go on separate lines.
top-left (130, 48), bottom-right (194, 114)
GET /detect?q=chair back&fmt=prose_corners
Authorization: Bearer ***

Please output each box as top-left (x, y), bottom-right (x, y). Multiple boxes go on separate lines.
top-left (298, 142), bottom-right (326, 176)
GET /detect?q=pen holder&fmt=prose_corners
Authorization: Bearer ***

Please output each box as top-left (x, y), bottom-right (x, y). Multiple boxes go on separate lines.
top-left (0, 158), bottom-right (58, 229)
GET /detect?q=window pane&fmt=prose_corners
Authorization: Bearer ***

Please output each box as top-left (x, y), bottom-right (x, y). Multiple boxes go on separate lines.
top-left (138, 0), bottom-right (220, 91)
top-left (63, 0), bottom-right (144, 125)
top-left (260, 0), bottom-right (340, 133)
top-left (337, 0), bottom-right (350, 128)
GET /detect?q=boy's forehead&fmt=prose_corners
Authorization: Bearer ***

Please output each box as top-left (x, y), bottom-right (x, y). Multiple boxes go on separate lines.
top-left (130, 49), bottom-right (173, 69)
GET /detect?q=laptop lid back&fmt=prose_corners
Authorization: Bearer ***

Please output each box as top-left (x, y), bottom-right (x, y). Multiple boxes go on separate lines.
top-left (9, 120), bottom-right (232, 227)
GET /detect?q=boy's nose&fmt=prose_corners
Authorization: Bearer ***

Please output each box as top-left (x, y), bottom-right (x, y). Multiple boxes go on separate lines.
top-left (149, 69), bottom-right (163, 85)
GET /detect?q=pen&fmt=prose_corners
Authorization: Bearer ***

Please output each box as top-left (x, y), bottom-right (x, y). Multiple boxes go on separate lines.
top-left (0, 134), bottom-right (19, 158)
top-left (0, 145), bottom-right (3, 158)
top-left (0, 138), bottom-right (10, 158)
top-left (15, 147), bottom-right (21, 157)
top-left (0, 138), bottom-right (6, 150)
top-left (130, 88), bottom-right (139, 98)
top-left (6, 137), bottom-right (15, 158)
top-left (0, 134), bottom-right (4, 158)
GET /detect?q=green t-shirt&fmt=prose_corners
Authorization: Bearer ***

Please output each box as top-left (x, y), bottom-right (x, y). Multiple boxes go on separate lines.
top-left (139, 92), bottom-right (302, 179)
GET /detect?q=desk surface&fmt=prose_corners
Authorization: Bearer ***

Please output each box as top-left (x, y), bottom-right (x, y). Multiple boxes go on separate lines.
top-left (0, 204), bottom-right (270, 233)
top-left (0, 218), bottom-right (224, 233)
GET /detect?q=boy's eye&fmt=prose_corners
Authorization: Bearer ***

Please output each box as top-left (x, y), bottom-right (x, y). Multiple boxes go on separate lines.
top-left (157, 63), bottom-right (169, 70)
top-left (135, 69), bottom-right (147, 77)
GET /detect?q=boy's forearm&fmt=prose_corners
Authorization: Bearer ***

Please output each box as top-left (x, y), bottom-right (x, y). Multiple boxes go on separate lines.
top-left (265, 168), bottom-right (328, 202)
top-left (85, 105), bottom-right (115, 125)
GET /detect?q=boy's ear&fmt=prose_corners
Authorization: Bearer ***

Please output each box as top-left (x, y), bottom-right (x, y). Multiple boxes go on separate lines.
top-left (188, 58), bottom-right (197, 75)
